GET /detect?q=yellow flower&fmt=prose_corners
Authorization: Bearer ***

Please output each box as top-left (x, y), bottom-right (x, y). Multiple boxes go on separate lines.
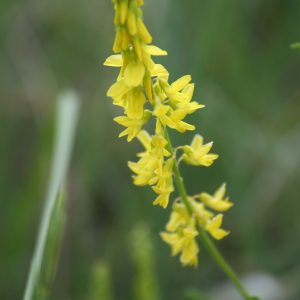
top-left (114, 115), bottom-right (145, 142)
top-left (152, 158), bottom-right (174, 208)
top-left (198, 183), bottom-right (233, 212)
top-left (107, 0), bottom-right (233, 268)
top-left (191, 200), bottom-right (214, 227)
top-left (166, 202), bottom-right (189, 232)
top-left (205, 214), bottom-right (230, 240)
top-left (161, 223), bottom-right (199, 267)
top-left (181, 134), bottom-right (218, 166)
top-left (153, 100), bottom-right (196, 133)
top-left (128, 131), bottom-right (170, 186)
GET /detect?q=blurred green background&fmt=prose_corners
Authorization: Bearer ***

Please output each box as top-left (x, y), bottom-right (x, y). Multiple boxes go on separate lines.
top-left (1, 0), bottom-right (300, 299)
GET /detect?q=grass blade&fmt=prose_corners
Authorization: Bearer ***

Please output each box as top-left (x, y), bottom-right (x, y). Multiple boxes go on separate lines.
top-left (23, 90), bottom-right (80, 300)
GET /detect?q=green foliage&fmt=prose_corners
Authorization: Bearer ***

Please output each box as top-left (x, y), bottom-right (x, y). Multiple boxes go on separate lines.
top-left (22, 92), bottom-right (80, 300)
top-left (130, 223), bottom-right (160, 300)
top-left (89, 261), bottom-right (113, 300)
top-left (291, 42), bottom-right (300, 51)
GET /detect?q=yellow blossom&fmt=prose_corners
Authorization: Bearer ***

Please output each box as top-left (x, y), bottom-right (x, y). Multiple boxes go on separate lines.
top-left (205, 214), bottom-right (230, 240)
top-left (181, 134), bottom-right (218, 166)
top-left (166, 202), bottom-right (189, 232)
top-left (128, 131), bottom-right (170, 186)
top-left (114, 115), bottom-right (145, 142)
top-left (153, 100), bottom-right (196, 133)
top-left (106, 0), bottom-right (233, 268)
top-left (161, 223), bottom-right (199, 267)
top-left (152, 158), bottom-right (174, 208)
top-left (191, 200), bottom-right (214, 227)
top-left (198, 183), bottom-right (233, 212)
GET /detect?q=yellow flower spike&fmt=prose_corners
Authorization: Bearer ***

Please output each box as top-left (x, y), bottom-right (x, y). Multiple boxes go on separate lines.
top-left (124, 60), bottom-right (145, 87)
top-left (198, 183), bottom-right (233, 212)
top-left (103, 54), bottom-right (123, 67)
top-left (106, 0), bottom-right (239, 274)
top-left (205, 214), bottom-right (230, 240)
top-left (181, 134), bottom-right (219, 166)
top-left (145, 45), bottom-right (168, 56)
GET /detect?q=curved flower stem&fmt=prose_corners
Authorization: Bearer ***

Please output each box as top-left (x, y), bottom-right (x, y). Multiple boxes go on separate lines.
top-left (164, 128), bottom-right (255, 300)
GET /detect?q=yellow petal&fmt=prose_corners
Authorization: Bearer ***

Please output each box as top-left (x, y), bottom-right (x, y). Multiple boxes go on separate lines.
top-left (145, 45), bottom-right (168, 56)
top-left (124, 60), bottom-right (145, 87)
top-left (180, 239), bottom-right (199, 267)
top-left (107, 79), bottom-right (130, 99)
top-left (168, 75), bottom-right (191, 94)
top-left (137, 18), bottom-right (152, 43)
top-left (214, 183), bottom-right (226, 200)
top-left (137, 130), bottom-right (151, 150)
top-left (191, 134), bottom-right (204, 149)
top-left (150, 64), bottom-right (169, 77)
top-left (205, 214), bottom-right (230, 240)
top-left (103, 54), bottom-right (123, 67)
top-left (127, 9), bottom-right (137, 35)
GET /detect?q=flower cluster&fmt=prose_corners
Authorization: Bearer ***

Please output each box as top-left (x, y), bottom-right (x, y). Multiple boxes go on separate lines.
top-left (104, 0), bottom-right (233, 267)
top-left (161, 184), bottom-right (233, 266)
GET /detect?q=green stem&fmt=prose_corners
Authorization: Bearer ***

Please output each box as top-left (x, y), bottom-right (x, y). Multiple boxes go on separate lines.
top-left (164, 128), bottom-right (254, 300)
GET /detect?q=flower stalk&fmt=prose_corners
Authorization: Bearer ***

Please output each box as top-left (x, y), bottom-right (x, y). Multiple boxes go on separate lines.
top-left (104, 0), bottom-right (258, 299)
